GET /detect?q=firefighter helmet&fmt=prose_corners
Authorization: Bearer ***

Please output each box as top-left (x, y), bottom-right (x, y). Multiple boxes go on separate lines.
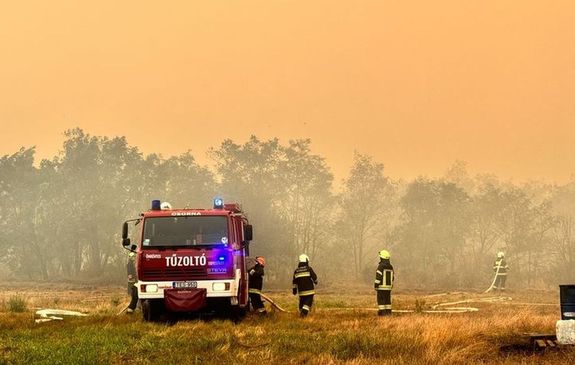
top-left (298, 254), bottom-right (309, 263)
top-left (379, 250), bottom-right (390, 260)
top-left (497, 251), bottom-right (505, 258)
top-left (255, 256), bottom-right (266, 267)
top-left (129, 252), bottom-right (136, 258)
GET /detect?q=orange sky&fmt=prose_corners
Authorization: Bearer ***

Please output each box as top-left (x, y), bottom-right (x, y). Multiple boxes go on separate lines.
top-left (1, 1), bottom-right (574, 182)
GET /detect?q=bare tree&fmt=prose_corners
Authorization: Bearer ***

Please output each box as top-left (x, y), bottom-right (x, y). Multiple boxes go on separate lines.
top-left (337, 153), bottom-right (393, 280)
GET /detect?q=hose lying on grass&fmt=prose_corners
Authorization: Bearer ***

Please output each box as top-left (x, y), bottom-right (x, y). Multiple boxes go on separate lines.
top-left (302, 295), bottom-right (554, 314)
top-left (319, 307), bottom-right (480, 313)
top-left (260, 293), bottom-right (501, 314)
top-left (117, 304), bottom-right (131, 315)
top-left (260, 293), bottom-right (288, 312)
top-left (34, 309), bottom-right (88, 323)
top-left (431, 296), bottom-right (512, 310)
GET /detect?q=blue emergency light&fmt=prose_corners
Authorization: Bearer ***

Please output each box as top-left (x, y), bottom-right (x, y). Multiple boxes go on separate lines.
top-left (218, 255), bottom-right (226, 261)
top-left (213, 197), bottom-right (224, 209)
top-left (151, 200), bottom-right (161, 210)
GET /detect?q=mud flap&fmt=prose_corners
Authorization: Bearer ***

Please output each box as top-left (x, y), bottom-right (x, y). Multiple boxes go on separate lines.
top-left (164, 288), bottom-right (207, 312)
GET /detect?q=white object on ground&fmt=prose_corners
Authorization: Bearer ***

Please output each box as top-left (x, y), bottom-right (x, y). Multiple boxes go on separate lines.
top-left (432, 296), bottom-right (512, 309)
top-left (35, 308), bottom-right (88, 323)
top-left (556, 319), bottom-right (575, 345)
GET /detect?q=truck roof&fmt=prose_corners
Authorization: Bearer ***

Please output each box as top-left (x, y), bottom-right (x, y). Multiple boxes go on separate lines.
top-left (142, 201), bottom-right (246, 218)
top-left (143, 209), bottom-right (233, 218)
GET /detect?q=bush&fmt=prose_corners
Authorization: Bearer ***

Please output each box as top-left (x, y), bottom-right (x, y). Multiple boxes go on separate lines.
top-left (414, 298), bottom-right (427, 313)
top-left (7, 295), bottom-right (27, 312)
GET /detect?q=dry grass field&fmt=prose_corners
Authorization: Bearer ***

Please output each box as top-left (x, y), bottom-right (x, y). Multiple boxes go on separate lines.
top-left (0, 283), bottom-right (573, 365)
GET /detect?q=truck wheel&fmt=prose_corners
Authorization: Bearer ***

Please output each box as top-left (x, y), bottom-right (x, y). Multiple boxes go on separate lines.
top-left (142, 299), bottom-right (162, 322)
top-left (231, 306), bottom-right (247, 323)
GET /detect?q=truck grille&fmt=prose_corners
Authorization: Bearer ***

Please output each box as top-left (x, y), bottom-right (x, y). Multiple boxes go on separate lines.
top-left (141, 267), bottom-right (207, 281)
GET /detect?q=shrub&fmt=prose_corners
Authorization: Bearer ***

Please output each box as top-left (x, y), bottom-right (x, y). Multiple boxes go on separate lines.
top-left (414, 298), bottom-right (427, 313)
top-left (7, 295), bottom-right (27, 313)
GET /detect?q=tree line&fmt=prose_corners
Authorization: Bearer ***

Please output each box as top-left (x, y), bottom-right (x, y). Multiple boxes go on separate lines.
top-left (1, 129), bottom-right (574, 290)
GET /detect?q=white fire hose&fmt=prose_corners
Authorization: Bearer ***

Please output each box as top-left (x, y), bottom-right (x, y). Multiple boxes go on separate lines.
top-left (484, 262), bottom-right (502, 293)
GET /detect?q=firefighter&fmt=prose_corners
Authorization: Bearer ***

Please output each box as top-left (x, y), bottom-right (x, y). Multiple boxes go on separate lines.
top-left (126, 252), bottom-right (138, 313)
top-left (374, 250), bottom-right (394, 316)
top-left (493, 251), bottom-right (509, 291)
top-left (248, 256), bottom-right (267, 314)
top-left (292, 254), bottom-right (318, 317)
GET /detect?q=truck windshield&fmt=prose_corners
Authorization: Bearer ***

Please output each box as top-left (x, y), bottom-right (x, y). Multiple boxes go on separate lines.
top-left (142, 216), bottom-right (229, 247)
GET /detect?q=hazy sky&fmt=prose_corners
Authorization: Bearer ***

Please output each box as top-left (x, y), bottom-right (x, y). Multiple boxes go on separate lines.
top-left (1, 1), bottom-right (574, 182)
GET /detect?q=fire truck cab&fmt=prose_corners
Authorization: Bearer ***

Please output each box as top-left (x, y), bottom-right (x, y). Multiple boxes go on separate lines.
top-left (121, 198), bottom-right (253, 321)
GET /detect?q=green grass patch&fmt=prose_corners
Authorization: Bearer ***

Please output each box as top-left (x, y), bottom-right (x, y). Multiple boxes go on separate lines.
top-left (0, 291), bottom-right (572, 365)
top-left (318, 299), bottom-right (348, 308)
top-left (7, 295), bottom-right (27, 313)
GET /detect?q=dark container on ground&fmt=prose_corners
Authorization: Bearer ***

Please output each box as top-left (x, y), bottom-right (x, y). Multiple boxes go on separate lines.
top-left (559, 285), bottom-right (575, 320)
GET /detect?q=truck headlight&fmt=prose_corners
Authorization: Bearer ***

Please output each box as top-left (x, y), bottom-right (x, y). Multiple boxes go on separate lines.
top-left (145, 284), bottom-right (158, 293)
top-left (212, 283), bottom-right (229, 291)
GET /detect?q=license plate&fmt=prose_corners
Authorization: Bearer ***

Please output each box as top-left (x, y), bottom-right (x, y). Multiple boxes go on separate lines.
top-left (173, 281), bottom-right (197, 289)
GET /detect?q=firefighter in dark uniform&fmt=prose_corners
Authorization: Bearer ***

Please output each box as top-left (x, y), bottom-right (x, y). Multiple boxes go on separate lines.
top-left (292, 254), bottom-right (318, 317)
top-left (493, 251), bottom-right (509, 291)
top-left (127, 252), bottom-right (138, 313)
top-left (248, 256), bottom-right (267, 314)
top-left (374, 250), bottom-right (394, 316)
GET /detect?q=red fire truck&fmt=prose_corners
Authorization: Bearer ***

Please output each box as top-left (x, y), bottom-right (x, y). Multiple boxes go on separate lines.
top-left (121, 198), bottom-right (253, 321)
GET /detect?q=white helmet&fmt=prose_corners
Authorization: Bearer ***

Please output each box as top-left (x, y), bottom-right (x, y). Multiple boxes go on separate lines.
top-left (497, 251), bottom-right (505, 258)
top-left (298, 254), bottom-right (309, 263)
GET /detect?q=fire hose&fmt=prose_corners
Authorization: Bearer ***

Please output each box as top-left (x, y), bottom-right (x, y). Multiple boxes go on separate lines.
top-left (484, 262), bottom-right (502, 293)
top-left (259, 293), bottom-right (494, 314)
top-left (260, 292), bottom-right (287, 312)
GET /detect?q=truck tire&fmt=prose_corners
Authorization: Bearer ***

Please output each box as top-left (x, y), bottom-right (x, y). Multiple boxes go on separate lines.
top-left (231, 306), bottom-right (247, 323)
top-left (142, 299), bottom-right (162, 322)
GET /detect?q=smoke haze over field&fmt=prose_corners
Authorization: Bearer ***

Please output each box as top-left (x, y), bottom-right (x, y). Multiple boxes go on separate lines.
top-left (1, 1), bottom-right (575, 182)
top-left (1, 2), bottom-right (575, 288)
top-left (1, 131), bottom-right (575, 287)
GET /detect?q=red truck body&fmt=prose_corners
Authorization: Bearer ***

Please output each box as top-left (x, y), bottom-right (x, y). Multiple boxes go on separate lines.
top-left (122, 200), bottom-right (252, 321)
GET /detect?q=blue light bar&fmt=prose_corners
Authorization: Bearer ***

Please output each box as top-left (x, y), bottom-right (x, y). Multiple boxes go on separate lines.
top-left (218, 255), bottom-right (226, 261)
top-left (213, 197), bottom-right (224, 209)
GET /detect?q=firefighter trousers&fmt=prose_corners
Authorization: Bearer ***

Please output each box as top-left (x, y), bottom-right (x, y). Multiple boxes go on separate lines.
top-left (299, 295), bottom-right (314, 317)
top-left (377, 290), bottom-right (392, 316)
top-left (249, 292), bottom-right (266, 313)
top-left (128, 283), bottom-right (138, 311)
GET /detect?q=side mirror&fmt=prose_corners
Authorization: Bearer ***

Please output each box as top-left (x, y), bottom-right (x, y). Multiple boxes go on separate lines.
top-left (122, 222), bottom-right (128, 239)
top-left (122, 218), bottom-right (141, 250)
top-left (244, 224), bottom-right (253, 242)
top-left (122, 222), bottom-right (130, 248)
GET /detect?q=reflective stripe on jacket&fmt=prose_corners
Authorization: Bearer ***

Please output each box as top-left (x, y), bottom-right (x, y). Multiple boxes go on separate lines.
top-left (292, 263), bottom-right (317, 296)
top-left (375, 259), bottom-right (394, 290)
